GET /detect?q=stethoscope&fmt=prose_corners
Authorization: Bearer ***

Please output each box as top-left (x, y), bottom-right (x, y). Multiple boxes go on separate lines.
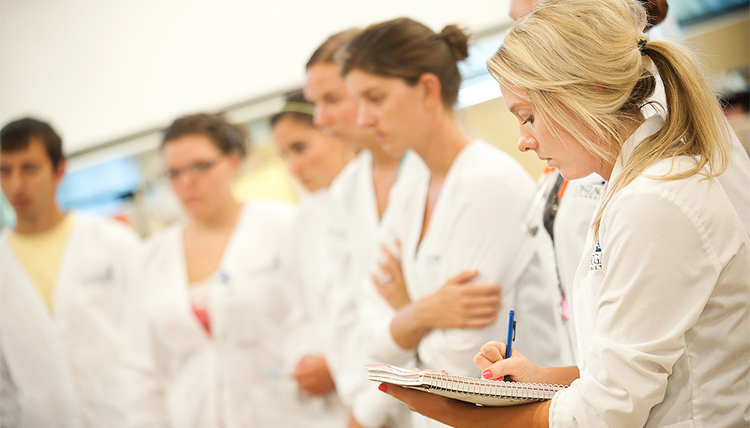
top-left (522, 168), bottom-right (565, 237)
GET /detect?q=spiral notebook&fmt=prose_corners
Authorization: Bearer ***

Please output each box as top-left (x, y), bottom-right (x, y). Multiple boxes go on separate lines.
top-left (367, 364), bottom-right (566, 407)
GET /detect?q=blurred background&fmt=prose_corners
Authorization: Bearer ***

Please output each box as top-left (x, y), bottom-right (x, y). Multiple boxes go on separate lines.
top-left (1, 0), bottom-right (748, 236)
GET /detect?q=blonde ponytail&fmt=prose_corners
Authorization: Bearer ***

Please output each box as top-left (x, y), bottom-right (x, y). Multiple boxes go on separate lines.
top-left (487, 0), bottom-right (731, 240)
top-left (591, 40), bottom-right (731, 238)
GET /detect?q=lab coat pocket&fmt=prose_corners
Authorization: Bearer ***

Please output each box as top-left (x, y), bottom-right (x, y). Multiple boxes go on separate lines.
top-left (77, 263), bottom-right (124, 321)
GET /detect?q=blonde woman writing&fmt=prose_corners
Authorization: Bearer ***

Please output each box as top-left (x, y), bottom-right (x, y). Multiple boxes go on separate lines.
top-left (377, 0), bottom-right (750, 426)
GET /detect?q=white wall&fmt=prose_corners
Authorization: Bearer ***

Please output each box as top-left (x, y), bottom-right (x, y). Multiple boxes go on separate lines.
top-left (0, 0), bottom-right (511, 154)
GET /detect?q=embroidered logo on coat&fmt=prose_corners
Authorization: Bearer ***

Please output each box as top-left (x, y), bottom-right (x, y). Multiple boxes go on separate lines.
top-left (246, 255), bottom-right (281, 277)
top-left (569, 180), bottom-right (606, 201)
top-left (589, 240), bottom-right (603, 271)
top-left (82, 265), bottom-right (115, 285)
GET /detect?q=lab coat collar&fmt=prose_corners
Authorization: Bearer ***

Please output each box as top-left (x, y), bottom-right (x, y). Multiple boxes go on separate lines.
top-left (608, 114), bottom-right (665, 185)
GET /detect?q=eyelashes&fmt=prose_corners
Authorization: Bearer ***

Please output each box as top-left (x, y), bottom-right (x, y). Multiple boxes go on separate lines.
top-left (522, 116), bottom-right (534, 125)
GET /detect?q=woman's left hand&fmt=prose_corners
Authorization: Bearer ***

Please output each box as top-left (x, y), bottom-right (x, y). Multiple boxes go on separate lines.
top-left (377, 383), bottom-right (473, 426)
top-left (379, 382), bottom-right (552, 428)
top-left (372, 241), bottom-right (411, 310)
top-left (291, 355), bottom-right (336, 396)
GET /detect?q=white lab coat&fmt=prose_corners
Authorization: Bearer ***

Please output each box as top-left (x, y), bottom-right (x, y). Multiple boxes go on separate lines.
top-left (533, 106), bottom-right (750, 368)
top-left (716, 129), bottom-right (750, 237)
top-left (0, 213), bottom-right (141, 428)
top-left (366, 141), bottom-right (562, 427)
top-left (119, 199), bottom-right (333, 428)
top-left (287, 190), bottom-right (348, 427)
top-left (549, 115), bottom-right (750, 427)
top-left (325, 150), bottom-right (422, 428)
top-left (648, 70), bottom-right (750, 238)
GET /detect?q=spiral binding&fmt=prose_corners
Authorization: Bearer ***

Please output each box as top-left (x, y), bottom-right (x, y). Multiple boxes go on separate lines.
top-left (421, 371), bottom-right (564, 401)
top-left (367, 364), bottom-right (566, 402)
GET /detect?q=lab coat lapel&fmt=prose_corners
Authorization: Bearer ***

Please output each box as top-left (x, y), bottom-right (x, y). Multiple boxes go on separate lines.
top-left (53, 216), bottom-right (82, 338)
top-left (360, 150), bottom-right (378, 233)
top-left (0, 235), bottom-right (55, 325)
top-left (217, 202), bottom-right (254, 274)
top-left (350, 151), bottom-right (380, 286)
top-left (402, 164), bottom-right (430, 300)
top-left (410, 142), bottom-right (472, 261)
top-left (172, 225), bottom-right (212, 342)
top-left (609, 115), bottom-right (666, 186)
top-left (50, 216), bottom-right (89, 412)
top-left (209, 202), bottom-right (262, 344)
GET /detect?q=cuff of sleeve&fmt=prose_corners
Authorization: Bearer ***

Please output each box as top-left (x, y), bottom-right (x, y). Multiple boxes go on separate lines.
top-left (352, 384), bottom-right (402, 428)
top-left (368, 316), bottom-right (415, 366)
top-left (549, 381), bottom-right (577, 427)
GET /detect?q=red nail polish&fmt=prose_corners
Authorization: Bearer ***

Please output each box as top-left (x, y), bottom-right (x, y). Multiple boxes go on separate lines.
top-left (378, 383), bottom-right (388, 393)
top-left (482, 370), bottom-right (493, 379)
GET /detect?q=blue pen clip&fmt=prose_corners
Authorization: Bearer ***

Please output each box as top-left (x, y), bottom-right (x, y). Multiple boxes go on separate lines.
top-left (504, 310), bottom-right (515, 382)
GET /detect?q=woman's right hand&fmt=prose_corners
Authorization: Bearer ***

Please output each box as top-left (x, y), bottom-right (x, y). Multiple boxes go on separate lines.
top-left (415, 271), bottom-right (501, 329)
top-left (473, 341), bottom-right (543, 384)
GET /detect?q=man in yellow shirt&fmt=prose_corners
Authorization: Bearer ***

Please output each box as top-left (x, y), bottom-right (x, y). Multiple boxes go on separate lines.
top-left (0, 118), bottom-right (141, 427)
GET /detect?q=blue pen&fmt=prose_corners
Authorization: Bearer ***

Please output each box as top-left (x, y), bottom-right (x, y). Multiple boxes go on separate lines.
top-left (504, 310), bottom-right (516, 382)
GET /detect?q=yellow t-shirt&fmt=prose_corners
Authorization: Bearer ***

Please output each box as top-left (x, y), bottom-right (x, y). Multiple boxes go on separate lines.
top-left (6, 214), bottom-right (74, 314)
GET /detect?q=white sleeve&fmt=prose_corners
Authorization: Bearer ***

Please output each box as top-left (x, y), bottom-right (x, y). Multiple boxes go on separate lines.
top-left (416, 173), bottom-right (537, 376)
top-left (322, 191), bottom-right (369, 404)
top-left (270, 208), bottom-right (316, 374)
top-left (550, 188), bottom-right (727, 427)
top-left (282, 210), bottom-right (321, 368)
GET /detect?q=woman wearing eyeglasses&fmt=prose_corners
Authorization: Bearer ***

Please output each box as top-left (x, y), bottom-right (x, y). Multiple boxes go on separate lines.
top-left (119, 113), bottom-right (325, 427)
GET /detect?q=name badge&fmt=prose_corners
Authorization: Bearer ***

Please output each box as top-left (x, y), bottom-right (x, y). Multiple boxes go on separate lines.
top-left (589, 240), bottom-right (603, 272)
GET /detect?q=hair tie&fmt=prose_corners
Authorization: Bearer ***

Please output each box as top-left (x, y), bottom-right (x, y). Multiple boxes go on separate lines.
top-left (638, 39), bottom-right (648, 56)
top-left (282, 101), bottom-right (315, 116)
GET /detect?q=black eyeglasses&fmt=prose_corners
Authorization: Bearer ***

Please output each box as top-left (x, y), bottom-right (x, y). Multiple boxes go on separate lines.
top-left (166, 158), bottom-right (223, 181)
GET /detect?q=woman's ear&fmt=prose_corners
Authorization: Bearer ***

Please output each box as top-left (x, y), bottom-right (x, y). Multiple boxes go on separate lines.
top-left (417, 73), bottom-right (443, 110)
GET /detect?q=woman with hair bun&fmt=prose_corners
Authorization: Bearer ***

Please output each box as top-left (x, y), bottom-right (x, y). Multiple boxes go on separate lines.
top-left (119, 113), bottom-right (325, 427)
top-left (341, 17), bottom-right (561, 428)
top-left (377, 1), bottom-right (750, 426)
top-left (303, 28), bottom-right (421, 428)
